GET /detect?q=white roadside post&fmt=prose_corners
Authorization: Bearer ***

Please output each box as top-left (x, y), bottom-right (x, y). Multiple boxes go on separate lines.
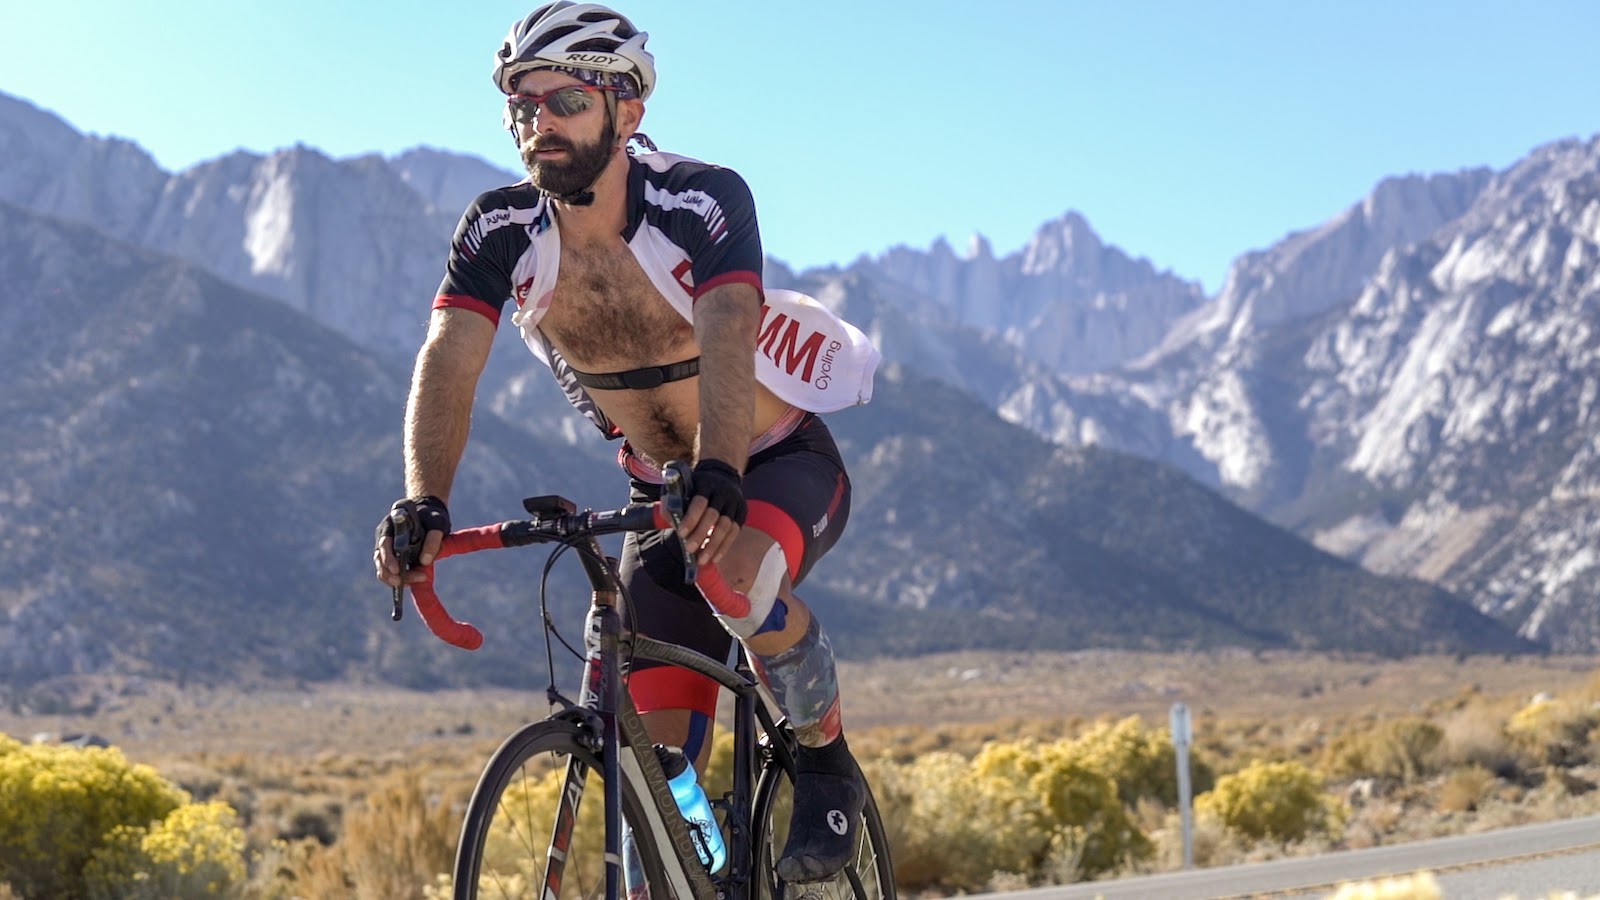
top-left (1170, 702), bottom-right (1194, 869)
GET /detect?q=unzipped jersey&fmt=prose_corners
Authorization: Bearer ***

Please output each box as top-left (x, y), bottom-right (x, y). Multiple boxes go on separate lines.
top-left (433, 150), bottom-right (879, 438)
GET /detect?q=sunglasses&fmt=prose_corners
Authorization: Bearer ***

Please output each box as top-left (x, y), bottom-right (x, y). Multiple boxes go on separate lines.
top-left (506, 85), bottom-right (619, 125)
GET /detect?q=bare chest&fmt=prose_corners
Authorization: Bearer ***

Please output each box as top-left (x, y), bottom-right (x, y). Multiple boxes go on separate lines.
top-left (538, 240), bottom-right (694, 370)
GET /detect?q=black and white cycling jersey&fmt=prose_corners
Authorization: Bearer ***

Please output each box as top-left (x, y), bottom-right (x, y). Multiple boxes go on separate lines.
top-left (433, 150), bottom-right (878, 437)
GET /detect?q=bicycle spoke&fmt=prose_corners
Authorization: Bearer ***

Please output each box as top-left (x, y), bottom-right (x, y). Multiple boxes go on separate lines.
top-left (755, 770), bottom-right (894, 900)
top-left (457, 723), bottom-right (622, 900)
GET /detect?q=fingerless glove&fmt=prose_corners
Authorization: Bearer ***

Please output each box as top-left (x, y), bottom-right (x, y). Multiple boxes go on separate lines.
top-left (375, 495), bottom-right (452, 566)
top-left (691, 459), bottom-right (747, 526)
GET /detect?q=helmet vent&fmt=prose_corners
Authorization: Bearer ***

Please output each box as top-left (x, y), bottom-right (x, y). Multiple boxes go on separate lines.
top-left (541, 24), bottom-right (583, 44)
top-left (570, 38), bottom-right (620, 53)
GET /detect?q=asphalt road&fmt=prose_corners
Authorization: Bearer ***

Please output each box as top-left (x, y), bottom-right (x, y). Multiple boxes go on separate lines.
top-left (966, 814), bottom-right (1600, 899)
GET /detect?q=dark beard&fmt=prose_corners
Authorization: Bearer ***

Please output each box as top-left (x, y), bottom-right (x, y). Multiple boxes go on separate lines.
top-left (522, 117), bottom-right (617, 199)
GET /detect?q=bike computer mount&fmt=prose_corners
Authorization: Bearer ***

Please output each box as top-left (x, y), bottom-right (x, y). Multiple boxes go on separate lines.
top-left (522, 495), bottom-right (578, 517)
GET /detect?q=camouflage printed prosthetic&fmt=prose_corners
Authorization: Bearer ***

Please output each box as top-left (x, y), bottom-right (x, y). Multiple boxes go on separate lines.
top-left (748, 613), bottom-right (843, 747)
top-left (619, 415), bottom-right (854, 743)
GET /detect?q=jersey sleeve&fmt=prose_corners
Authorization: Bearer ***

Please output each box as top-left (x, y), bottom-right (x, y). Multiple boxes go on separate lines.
top-left (433, 190), bottom-right (521, 326)
top-left (680, 167), bottom-right (764, 302)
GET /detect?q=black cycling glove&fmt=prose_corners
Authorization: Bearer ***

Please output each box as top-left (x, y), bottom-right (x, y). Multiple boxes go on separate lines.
top-left (691, 459), bottom-right (747, 526)
top-left (375, 495), bottom-right (452, 568)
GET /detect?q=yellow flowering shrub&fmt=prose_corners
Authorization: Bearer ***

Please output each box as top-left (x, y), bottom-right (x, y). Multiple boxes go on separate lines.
top-left (978, 739), bottom-right (1153, 879)
top-left (0, 737), bottom-right (248, 900)
top-left (1196, 759), bottom-right (1344, 844)
top-left (83, 801), bottom-right (247, 899)
top-left (873, 739), bottom-right (1150, 891)
top-left (870, 750), bottom-right (1007, 890)
top-left (1071, 716), bottom-right (1214, 806)
top-left (1326, 870), bottom-right (1441, 899)
top-left (1506, 696), bottom-right (1598, 766)
top-left (1321, 716), bottom-right (1445, 783)
top-left (0, 741), bottom-right (186, 899)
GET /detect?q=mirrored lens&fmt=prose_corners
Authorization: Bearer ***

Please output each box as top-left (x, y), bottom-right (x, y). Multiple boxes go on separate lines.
top-left (508, 87), bottom-right (600, 125)
top-left (545, 86), bottom-right (599, 116)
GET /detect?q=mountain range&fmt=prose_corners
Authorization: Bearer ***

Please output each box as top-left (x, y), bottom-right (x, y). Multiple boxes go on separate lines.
top-left (798, 137), bottom-right (1600, 654)
top-left (2, 88), bottom-right (1588, 688)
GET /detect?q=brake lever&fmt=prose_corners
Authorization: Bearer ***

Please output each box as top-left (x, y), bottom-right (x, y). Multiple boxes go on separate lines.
top-left (388, 506), bottom-right (420, 622)
top-left (662, 460), bottom-right (697, 583)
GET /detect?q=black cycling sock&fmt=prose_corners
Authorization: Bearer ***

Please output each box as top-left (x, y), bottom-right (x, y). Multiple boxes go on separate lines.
top-left (796, 735), bottom-right (854, 776)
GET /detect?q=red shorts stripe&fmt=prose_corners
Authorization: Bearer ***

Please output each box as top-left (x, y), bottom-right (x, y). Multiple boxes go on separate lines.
top-left (825, 472), bottom-right (846, 518)
top-left (627, 665), bottom-right (721, 717)
top-left (746, 499), bottom-right (804, 580)
top-left (433, 293), bottom-right (502, 326)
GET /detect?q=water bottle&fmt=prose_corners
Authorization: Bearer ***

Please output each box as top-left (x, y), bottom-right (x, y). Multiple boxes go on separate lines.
top-left (655, 743), bottom-right (727, 873)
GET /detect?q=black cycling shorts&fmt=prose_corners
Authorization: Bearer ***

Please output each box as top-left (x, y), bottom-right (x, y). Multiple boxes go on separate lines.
top-left (621, 413), bottom-right (850, 716)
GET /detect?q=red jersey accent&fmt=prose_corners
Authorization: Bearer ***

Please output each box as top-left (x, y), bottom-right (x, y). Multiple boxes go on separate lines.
top-left (433, 293), bottom-right (502, 326)
top-left (693, 270), bottom-right (765, 303)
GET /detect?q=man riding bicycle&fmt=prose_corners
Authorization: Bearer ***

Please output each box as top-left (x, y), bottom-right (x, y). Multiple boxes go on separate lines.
top-left (373, 2), bottom-right (880, 882)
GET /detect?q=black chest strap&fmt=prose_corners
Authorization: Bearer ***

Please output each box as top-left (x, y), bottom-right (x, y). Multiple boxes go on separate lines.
top-left (570, 356), bottom-right (701, 391)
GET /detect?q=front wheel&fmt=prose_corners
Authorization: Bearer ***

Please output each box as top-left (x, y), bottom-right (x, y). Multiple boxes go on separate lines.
top-left (453, 717), bottom-right (668, 900)
top-left (751, 749), bottom-right (896, 900)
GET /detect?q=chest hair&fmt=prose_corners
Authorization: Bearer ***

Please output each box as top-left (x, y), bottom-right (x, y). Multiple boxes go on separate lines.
top-left (546, 243), bottom-right (689, 365)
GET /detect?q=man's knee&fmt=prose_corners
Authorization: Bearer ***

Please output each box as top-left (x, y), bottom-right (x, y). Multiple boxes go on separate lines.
top-left (712, 541), bottom-right (789, 639)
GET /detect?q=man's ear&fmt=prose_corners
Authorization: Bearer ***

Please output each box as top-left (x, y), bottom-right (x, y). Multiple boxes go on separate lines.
top-left (616, 99), bottom-right (645, 145)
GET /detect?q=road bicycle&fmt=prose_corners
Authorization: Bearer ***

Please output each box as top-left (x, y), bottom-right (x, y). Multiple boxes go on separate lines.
top-left (389, 461), bottom-right (896, 900)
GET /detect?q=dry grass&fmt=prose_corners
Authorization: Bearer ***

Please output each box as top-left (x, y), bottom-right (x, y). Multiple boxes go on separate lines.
top-left (288, 773), bottom-right (459, 900)
top-left (3, 649), bottom-right (1599, 895)
top-left (1435, 764), bottom-right (1496, 813)
top-left (5, 650), bottom-right (1594, 763)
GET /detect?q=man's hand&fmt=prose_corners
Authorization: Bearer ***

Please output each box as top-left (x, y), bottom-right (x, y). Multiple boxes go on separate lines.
top-left (679, 459), bottom-right (746, 566)
top-left (374, 496), bottom-right (452, 587)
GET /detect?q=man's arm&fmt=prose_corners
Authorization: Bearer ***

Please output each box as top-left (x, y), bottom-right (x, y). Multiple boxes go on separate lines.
top-left (682, 282), bottom-right (761, 563)
top-left (405, 308), bottom-right (496, 499)
top-left (378, 308), bottom-right (496, 584)
top-left (693, 282), bottom-right (760, 470)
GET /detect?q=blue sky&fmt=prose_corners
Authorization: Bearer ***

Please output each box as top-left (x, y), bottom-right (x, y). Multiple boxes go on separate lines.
top-left (3, 0), bottom-right (1597, 292)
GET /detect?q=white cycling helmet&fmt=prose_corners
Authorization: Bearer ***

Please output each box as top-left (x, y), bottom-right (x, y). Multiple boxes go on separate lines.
top-left (494, 2), bottom-right (656, 100)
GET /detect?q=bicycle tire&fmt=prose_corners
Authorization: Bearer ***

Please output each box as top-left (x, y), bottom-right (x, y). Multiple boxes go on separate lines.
top-left (750, 749), bottom-right (897, 900)
top-left (454, 717), bottom-right (673, 900)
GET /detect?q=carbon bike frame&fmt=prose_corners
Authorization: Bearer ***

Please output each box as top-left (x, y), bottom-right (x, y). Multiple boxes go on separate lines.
top-left (396, 467), bottom-right (800, 900)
